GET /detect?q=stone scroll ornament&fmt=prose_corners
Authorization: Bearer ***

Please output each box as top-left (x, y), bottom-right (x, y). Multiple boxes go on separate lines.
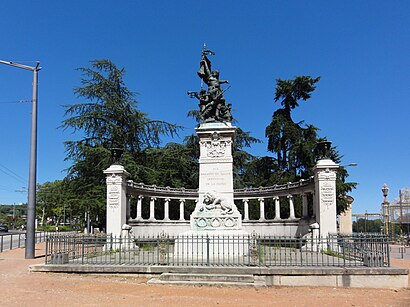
top-left (187, 45), bottom-right (233, 123)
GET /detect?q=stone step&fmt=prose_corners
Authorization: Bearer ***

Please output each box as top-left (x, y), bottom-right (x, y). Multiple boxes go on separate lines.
top-left (158, 273), bottom-right (255, 283)
top-left (147, 273), bottom-right (266, 288)
top-left (148, 279), bottom-right (256, 287)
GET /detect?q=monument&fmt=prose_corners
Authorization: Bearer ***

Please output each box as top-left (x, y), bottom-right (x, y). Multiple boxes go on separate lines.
top-left (188, 47), bottom-right (243, 233)
top-left (175, 48), bottom-right (247, 259)
top-left (104, 49), bottom-right (339, 242)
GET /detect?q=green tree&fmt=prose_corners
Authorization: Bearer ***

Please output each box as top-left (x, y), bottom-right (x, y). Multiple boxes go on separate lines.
top-left (352, 218), bottom-right (383, 233)
top-left (264, 76), bottom-right (356, 214)
top-left (266, 76), bottom-right (320, 176)
top-left (61, 59), bottom-right (181, 228)
top-left (36, 180), bottom-right (72, 226)
top-left (62, 59), bottom-right (180, 155)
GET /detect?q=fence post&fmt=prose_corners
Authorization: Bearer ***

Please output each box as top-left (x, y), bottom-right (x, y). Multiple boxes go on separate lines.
top-left (206, 235), bottom-right (210, 266)
top-left (156, 235), bottom-right (160, 265)
top-left (81, 238), bottom-right (85, 265)
top-left (1, 236), bottom-right (3, 252)
top-left (45, 236), bottom-right (49, 264)
top-left (119, 236), bottom-right (122, 264)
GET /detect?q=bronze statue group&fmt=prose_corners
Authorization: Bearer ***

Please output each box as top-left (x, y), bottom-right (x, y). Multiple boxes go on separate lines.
top-left (188, 49), bottom-right (233, 123)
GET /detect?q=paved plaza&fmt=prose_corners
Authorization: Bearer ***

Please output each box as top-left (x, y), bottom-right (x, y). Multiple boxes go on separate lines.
top-left (1, 243), bottom-right (410, 306)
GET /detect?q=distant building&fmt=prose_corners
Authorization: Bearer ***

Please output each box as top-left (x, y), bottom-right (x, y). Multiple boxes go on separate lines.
top-left (389, 188), bottom-right (410, 234)
top-left (338, 195), bottom-right (354, 235)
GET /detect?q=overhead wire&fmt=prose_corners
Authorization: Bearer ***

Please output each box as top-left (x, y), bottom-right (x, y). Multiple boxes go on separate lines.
top-left (0, 99), bottom-right (32, 104)
top-left (0, 163), bottom-right (26, 184)
top-left (0, 184), bottom-right (16, 192)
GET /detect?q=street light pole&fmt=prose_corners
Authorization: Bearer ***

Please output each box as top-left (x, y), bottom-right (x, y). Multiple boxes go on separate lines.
top-left (382, 184), bottom-right (390, 238)
top-left (0, 59), bottom-right (41, 259)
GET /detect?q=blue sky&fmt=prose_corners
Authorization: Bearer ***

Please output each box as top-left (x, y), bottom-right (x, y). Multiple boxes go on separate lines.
top-left (0, 1), bottom-right (409, 214)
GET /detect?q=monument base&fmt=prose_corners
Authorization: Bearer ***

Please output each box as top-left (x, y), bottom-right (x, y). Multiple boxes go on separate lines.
top-left (190, 207), bottom-right (243, 231)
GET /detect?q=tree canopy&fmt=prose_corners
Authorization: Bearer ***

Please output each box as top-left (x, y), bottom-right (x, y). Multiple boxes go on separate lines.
top-left (263, 76), bottom-right (356, 213)
top-left (56, 60), bottom-right (183, 228)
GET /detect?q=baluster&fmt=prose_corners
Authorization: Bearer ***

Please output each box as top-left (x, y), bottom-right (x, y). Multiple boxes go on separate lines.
top-left (179, 199), bottom-right (185, 221)
top-left (126, 195), bottom-right (131, 221)
top-left (302, 193), bottom-right (308, 218)
top-left (288, 194), bottom-right (295, 220)
top-left (312, 191), bottom-right (317, 218)
top-left (149, 197), bottom-right (156, 221)
top-left (258, 198), bottom-right (265, 221)
top-left (274, 196), bottom-right (281, 220)
top-left (242, 199), bottom-right (249, 221)
top-left (136, 195), bottom-right (143, 221)
top-left (164, 198), bottom-right (171, 221)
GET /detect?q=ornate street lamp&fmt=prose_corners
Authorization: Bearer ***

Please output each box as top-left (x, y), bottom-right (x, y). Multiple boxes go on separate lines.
top-left (382, 184), bottom-right (390, 237)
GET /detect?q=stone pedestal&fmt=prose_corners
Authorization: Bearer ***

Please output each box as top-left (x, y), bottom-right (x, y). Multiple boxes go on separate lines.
top-left (313, 159), bottom-right (339, 237)
top-left (176, 122), bottom-right (247, 260)
top-left (104, 164), bottom-right (130, 237)
top-left (190, 122), bottom-right (242, 231)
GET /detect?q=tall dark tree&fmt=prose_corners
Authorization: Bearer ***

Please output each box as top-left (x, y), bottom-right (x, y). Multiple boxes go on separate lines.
top-left (61, 59), bottom-right (181, 227)
top-left (62, 59), bottom-right (180, 156)
top-left (266, 76), bottom-right (320, 175)
top-left (264, 76), bottom-right (356, 214)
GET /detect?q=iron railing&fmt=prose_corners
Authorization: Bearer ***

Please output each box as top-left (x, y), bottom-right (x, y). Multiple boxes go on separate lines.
top-left (0, 231), bottom-right (48, 252)
top-left (45, 233), bottom-right (389, 267)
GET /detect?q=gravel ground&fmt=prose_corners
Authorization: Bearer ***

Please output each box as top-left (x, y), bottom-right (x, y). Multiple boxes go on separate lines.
top-left (1, 243), bottom-right (410, 307)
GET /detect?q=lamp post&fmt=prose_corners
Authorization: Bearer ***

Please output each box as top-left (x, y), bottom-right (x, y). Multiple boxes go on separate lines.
top-left (382, 184), bottom-right (390, 237)
top-left (0, 59), bottom-right (41, 259)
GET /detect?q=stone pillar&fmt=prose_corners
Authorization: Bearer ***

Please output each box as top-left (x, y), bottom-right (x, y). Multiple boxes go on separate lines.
top-left (149, 197), bottom-right (156, 221)
top-left (288, 194), bottom-right (295, 220)
top-left (314, 159), bottom-right (339, 236)
top-left (258, 198), bottom-right (265, 221)
top-left (191, 122), bottom-right (242, 231)
top-left (104, 164), bottom-right (130, 237)
top-left (302, 193), bottom-right (308, 218)
top-left (312, 192), bottom-right (317, 218)
top-left (126, 195), bottom-right (131, 221)
top-left (243, 199), bottom-right (249, 221)
top-left (164, 198), bottom-right (170, 221)
top-left (136, 195), bottom-right (143, 221)
top-left (274, 196), bottom-right (281, 220)
top-left (179, 199), bottom-right (185, 221)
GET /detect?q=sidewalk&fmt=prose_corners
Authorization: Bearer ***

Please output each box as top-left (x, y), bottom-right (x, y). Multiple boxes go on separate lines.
top-left (1, 243), bottom-right (410, 307)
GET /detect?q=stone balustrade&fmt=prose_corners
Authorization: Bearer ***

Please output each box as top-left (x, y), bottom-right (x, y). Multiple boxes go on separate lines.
top-left (125, 178), bottom-right (315, 224)
top-left (105, 159), bottom-right (337, 237)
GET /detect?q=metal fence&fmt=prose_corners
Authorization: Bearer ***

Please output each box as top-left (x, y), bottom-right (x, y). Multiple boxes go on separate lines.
top-left (45, 233), bottom-right (389, 267)
top-left (0, 231), bottom-right (48, 252)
